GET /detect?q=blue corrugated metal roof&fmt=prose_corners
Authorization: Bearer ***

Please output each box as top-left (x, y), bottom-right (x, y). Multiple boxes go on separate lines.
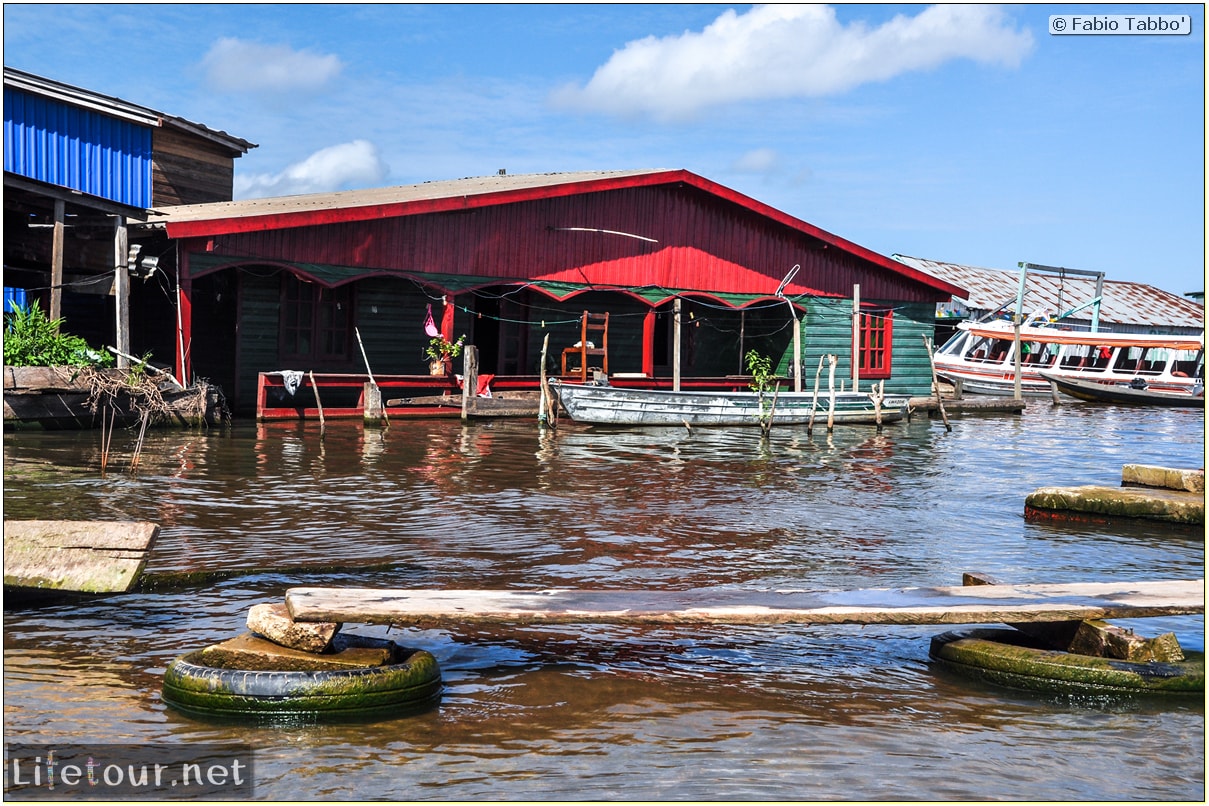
top-left (4, 86), bottom-right (153, 208)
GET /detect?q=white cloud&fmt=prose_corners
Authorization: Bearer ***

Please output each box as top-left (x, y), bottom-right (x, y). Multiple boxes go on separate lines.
top-left (202, 37), bottom-right (343, 94)
top-left (553, 4), bottom-right (1034, 121)
top-left (234, 140), bottom-right (389, 198)
top-left (732, 148), bottom-right (783, 175)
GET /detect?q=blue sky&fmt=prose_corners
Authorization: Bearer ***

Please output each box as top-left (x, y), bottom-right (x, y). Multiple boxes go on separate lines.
top-left (4, 4), bottom-right (1204, 295)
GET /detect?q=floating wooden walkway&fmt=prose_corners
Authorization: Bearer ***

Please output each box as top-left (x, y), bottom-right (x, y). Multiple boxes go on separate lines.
top-left (4, 519), bottom-right (160, 594)
top-left (286, 579), bottom-right (1204, 628)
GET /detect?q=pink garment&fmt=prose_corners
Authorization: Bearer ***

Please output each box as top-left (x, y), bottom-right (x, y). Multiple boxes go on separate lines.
top-left (423, 304), bottom-right (441, 338)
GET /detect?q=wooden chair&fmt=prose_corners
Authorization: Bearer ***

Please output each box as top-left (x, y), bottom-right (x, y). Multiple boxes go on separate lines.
top-left (561, 311), bottom-right (609, 381)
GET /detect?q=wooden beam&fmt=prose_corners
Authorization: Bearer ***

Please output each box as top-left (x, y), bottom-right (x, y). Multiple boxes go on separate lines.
top-left (286, 579), bottom-right (1204, 628)
top-left (4, 520), bottom-right (160, 594)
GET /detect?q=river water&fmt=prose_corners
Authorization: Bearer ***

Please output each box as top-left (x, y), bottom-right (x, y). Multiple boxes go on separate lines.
top-left (2, 401), bottom-right (1204, 800)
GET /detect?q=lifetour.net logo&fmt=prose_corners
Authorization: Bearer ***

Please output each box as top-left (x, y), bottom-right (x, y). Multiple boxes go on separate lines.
top-left (4, 744), bottom-right (255, 800)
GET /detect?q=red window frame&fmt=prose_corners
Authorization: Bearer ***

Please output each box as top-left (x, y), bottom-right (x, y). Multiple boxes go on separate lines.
top-left (856, 308), bottom-right (892, 379)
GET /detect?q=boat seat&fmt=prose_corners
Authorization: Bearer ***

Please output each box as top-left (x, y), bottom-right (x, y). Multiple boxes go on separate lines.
top-left (561, 311), bottom-right (609, 382)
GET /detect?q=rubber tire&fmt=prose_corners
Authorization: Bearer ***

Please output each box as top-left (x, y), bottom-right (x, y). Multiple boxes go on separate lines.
top-left (930, 627), bottom-right (1204, 695)
top-left (162, 644), bottom-right (442, 721)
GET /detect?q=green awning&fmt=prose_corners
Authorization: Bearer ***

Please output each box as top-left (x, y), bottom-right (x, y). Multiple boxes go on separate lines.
top-left (185, 253), bottom-right (801, 309)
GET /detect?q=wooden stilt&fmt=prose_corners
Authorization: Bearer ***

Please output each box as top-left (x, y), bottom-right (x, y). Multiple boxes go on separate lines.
top-left (807, 356), bottom-right (825, 436)
top-left (922, 335), bottom-right (951, 432)
top-left (827, 354), bottom-right (837, 432)
top-left (871, 380), bottom-right (884, 430)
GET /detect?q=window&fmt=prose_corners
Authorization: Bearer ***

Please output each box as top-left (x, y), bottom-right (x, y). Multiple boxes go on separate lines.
top-left (857, 309), bottom-right (892, 379)
top-left (280, 275), bottom-right (351, 363)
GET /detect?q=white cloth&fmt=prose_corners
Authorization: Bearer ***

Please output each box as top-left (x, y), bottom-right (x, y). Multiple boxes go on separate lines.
top-left (279, 370), bottom-right (304, 396)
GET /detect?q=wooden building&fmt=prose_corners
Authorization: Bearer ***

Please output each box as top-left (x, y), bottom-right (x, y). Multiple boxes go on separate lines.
top-left (139, 169), bottom-right (964, 417)
top-left (3, 68), bottom-right (255, 366)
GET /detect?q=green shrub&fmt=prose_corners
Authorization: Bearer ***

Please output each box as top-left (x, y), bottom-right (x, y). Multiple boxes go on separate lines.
top-left (3, 301), bottom-right (114, 368)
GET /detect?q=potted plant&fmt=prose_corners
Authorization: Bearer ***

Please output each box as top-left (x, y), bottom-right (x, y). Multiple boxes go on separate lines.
top-left (424, 334), bottom-right (465, 375)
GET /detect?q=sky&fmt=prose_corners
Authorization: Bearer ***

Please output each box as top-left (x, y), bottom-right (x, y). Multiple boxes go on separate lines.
top-left (3, 3), bottom-right (1205, 296)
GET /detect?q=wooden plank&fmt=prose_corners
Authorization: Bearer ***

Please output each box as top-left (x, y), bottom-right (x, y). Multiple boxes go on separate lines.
top-left (4, 520), bottom-right (160, 593)
top-left (286, 579), bottom-right (1205, 628)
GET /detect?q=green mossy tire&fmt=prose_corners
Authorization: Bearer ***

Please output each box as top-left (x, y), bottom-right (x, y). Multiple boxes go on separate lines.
top-left (929, 628), bottom-right (1204, 696)
top-left (162, 643), bottom-right (442, 721)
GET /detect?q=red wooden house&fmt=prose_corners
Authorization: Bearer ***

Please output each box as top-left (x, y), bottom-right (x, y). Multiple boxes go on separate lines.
top-left (137, 169), bottom-right (964, 418)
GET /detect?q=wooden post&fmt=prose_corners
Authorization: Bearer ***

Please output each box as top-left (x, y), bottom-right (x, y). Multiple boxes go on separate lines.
top-left (461, 344), bottom-right (479, 420)
top-left (807, 355), bottom-right (825, 436)
top-left (871, 380), bottom-right (884, 430)
top-left (308, 370), bottom-right (325, 437)
top-left (922, 335), bottom-right (952, 432)
top-left (363, 383), bottom-right (383, 424)
top-left (175, 246), bottom-right (190, 388)
top-left (112, 216), bottom-right (130, 369)
top-left (673, 298), bottom-right (682, 392)
top-left (539, 334), bottom-right (550, 427)
top-left (788, 299), bottom-right (802, 392)
top-left (1012, 265), bottom-right (1027, 400)
top-left (355, 326), bottom-right (387, 427)
top-left (827, 354), bottom-right (837, 432)
top-left (851, 284), bottom-right (860, 391)
top-left (738, 309), bottom-right (746, 374)
top-left (50, 199), bottom-right (65, 328)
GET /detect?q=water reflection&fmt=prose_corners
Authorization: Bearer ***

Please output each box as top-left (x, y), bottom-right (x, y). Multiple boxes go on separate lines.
top-left (3, 402), bottom-right (1204, 800)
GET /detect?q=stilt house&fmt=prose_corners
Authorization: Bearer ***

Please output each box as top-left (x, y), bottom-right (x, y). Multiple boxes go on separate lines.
top-left (137, 169), bottom-right (965, 417)
top-left (3, 68), bottom-right (255, 366)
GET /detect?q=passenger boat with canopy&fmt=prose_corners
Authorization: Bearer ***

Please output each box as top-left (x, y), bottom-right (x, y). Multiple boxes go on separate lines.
top-left (933, 314), bottom-right (1204, 397)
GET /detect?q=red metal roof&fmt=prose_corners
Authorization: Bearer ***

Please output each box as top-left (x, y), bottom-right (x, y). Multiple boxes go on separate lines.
top-left (152, 169), bottom-right (965, 299)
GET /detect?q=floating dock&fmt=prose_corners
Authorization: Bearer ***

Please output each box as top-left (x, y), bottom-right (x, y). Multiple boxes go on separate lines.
top-left (1026, 464), bottom-right (1205, 525)
top-left (907, 395), bottom-right (1026, 415)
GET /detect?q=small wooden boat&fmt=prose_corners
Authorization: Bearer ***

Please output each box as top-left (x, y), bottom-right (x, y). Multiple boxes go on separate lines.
top-left (1040, 372), bottom-right (1205, 408)
top-left (548, 380), bottom-right (906, 427)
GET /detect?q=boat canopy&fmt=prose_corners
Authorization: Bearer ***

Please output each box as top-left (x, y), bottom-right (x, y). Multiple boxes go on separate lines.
top-left (963, 321), bottom-right (1203, 352)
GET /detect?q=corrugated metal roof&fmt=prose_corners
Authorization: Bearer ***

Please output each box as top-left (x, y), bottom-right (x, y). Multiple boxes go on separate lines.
top-left (150, 169), bottom-right (666, 223)
top-left (893, 254), bottom-right (1204, 331)
top-left (3, 67), bottom-right (255, 154)
top-left (4, 86), bottom-right (154, 208)
top-left (143, 169), bottom-right (966, 298)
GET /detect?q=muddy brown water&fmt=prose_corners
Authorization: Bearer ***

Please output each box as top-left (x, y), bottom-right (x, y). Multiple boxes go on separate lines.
top-left (2, 401), bottom-right (1204, 800)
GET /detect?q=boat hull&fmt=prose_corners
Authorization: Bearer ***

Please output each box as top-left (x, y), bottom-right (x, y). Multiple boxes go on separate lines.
top-left (550, 381), bottom-right (906, 426)
top-left (1040, 372), bottom-right (1205, 408)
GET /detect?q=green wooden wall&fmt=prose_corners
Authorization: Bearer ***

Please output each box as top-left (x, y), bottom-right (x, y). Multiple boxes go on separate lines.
top-left (793, 298), bottom-right (937, 396)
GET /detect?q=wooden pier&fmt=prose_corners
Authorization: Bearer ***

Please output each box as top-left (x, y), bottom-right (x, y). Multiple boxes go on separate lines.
top-left (285, 579), bottom-right (1204, 628)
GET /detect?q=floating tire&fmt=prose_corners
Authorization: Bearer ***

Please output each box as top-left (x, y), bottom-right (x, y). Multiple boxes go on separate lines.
top-left (162, 642), bottom-right (442, 721)
top-left (929, 627), bottom-right (1204, 696)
